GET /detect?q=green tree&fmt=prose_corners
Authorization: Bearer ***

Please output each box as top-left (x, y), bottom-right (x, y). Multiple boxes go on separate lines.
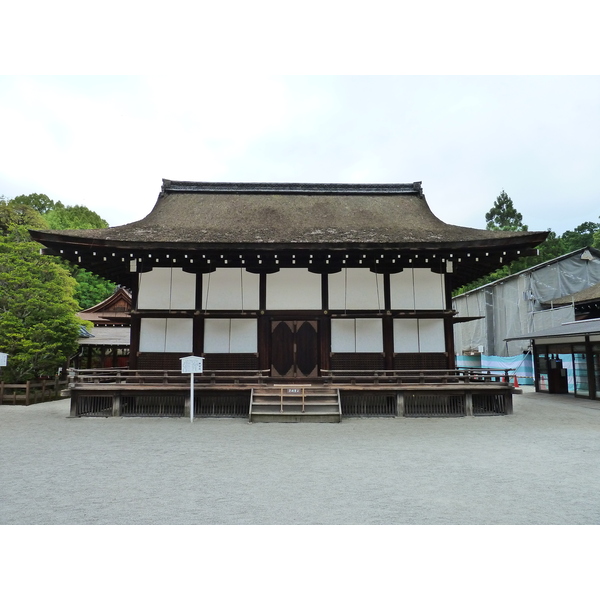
top-left (485, 190), bottom-right (528, 231)
top-left (70, 268), bottom-right (116, 309)
top-left (36, 201), bottom-right (114, 308)
top-left (0, 199), bottom-right (49, 236)
top-left (10, 193), bottom-right (55, 214)
top-left (45, 203), bottom-right (109, 230)
top-left (561, 220), bottom-right (600, 252)
top-left (0, 238), bottom-right (84, 383)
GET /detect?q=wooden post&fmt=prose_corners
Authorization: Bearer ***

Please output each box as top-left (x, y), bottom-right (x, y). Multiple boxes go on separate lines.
top-left (70, 391), bottom-right (78, 417)
top-left (465, 392), bottom-right (473, 417)
top-left (112, 392), bottom-right (121, 417)
top-left (0, 381), bottom-right (4, 405)
top-left (396, 391), bottom-right (404, 417)
top-left (25, 380), bottom-right (31, 406)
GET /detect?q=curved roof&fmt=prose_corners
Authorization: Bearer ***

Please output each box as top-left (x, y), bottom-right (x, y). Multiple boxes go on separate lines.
top-left (32, 180), bottom-right (547, 248)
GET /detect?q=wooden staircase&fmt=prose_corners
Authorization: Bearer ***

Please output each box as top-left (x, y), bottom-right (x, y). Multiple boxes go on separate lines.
top-left (249, 385), bottom-right (342, 423)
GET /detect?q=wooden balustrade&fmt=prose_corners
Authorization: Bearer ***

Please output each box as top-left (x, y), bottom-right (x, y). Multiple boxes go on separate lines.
top-left (0, 378), bottom-right (67, 405)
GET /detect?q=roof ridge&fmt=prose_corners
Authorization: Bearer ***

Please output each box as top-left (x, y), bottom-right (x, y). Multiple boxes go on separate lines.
top-left (161, 179), bottom-right (424, 196)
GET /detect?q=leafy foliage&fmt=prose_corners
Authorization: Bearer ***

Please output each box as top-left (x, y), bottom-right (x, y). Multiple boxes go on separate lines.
top-left (45, 203), bottom-right (109, 230)
top-left (455, 191), bottom-right (599, 294)
top-left (0, 199), bottom-right (49, 235)
top-left (0, 238), bottom-right (83, 383)
top-left (485, 190), bottom-right (527, 231)
top-left (10, 193), bottom-right (55, 214)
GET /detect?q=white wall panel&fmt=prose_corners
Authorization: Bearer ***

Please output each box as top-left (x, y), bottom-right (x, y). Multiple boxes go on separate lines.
top-left (165, 319), bottom-right (193, 352)
top-left (390, 269), bottom-right (415, 309)
top-left (413, 269), bottom-right (445, 309)
top-left (393, 319), bottom-right (446, 352)
top-left (331, 319), bottom-right (357, 352)
top-left (266, 269), bottom-right (321, 310)
top-left (138, 268), bottom-right (195, 310)
top-left (331, 319), bottom-right (383, 352)
top-left (139, 318), bottom-right (193, 352)
top-left (202, 269), bottom-right (259, 311)
top-left (169, 269), bottom-right (196, 309)
top-left (138, 269), bottom-right (172, 309)
top-left (355, 319), bottom-right (383, 352)
top-left (204, 319), bottom-right (231, 353)
top-left (204, 319), bottom-right (257, 353)
top-left (230, 320), bottom-right (257, 353)
top-left (328, 268), bottom-right (384, 310)
top-left (393, 319), bottom-right (420, 352)
top-left (139, 318), bottom-right (168, 352)
top-left (418, 319), bottom-right (446, 352)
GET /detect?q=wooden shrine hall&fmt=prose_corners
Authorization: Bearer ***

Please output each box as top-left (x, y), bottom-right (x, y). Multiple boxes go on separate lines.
top-left (30, 180), bottom-right (547, 421)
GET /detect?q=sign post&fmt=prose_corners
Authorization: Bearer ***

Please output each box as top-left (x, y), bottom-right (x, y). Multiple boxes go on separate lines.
top-left (180, 356), bottom-right (204, 423)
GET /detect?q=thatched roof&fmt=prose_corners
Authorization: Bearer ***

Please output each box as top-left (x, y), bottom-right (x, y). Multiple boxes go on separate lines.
top-left (548, 281), bottom-right (600, 306)
top-left (32, 180), bottom-right (547, 248)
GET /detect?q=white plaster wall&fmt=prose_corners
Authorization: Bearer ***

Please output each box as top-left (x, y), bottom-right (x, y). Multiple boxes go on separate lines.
top-left (355, 319), bottom-right (383, 352)
top-left (204, 319), bottom-right (257, 353)
top-left (393, 319), bottom-right (420, 352)
top-left (393, 319), bottom-right (445, 352)
top-left (418, 319), bottom-right (446, 352)
top-left (329, 268), bottom-right (384, 310)
top-left (139, 318), bottom-right (193, 352)
top-left (331, 319), bottom-right (356, 352)
top-left (266, 269), bottom-right (321, 310)
top-left (202, 269), bottom-right (259, 311)
top-left (331, 319), bottom-right (383, 352)
top-left (138, 268), bottom-right (196, 310)
top-left (390, 269), bottom-right (445, 310)
top-left (413, 269), bottom-right (445, 309)
top-left (230, 320), bottom-right (258, 353)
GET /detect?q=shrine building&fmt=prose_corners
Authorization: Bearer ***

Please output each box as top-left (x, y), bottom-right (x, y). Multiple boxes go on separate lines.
top-left (30, 180), bottom-right (548, 420)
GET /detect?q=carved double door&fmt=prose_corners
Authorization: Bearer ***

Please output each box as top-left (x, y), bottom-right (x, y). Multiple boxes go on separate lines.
top-left (271, 320), bottom-right (319, 378)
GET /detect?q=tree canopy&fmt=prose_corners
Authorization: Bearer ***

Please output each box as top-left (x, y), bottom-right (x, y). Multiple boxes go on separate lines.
top-left (0, 237), bottom-right (83, 382)
top-left (0, 193), bottom-right (114, 382)
top-left (485, 190), bottom-right (527, 231)
top-left (455, 190), bottom-right (599, 294)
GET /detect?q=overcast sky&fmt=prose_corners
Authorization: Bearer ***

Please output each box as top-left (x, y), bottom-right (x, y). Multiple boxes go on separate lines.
top-left (1, 75), bottom-right (598, 235)
top-left (1, 6), bottom-right (599, 237)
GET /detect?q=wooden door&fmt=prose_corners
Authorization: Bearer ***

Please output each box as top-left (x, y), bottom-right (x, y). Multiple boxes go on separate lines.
top-left (271, 320), bottom-right (318, 378)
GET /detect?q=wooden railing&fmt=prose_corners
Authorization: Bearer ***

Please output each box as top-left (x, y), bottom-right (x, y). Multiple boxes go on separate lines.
top-left (0, 378), bottom-right (67, 405)
top-left (322, 368), bottom-right (513, 385)
top-left (68, 368), bottom-right (270, 387)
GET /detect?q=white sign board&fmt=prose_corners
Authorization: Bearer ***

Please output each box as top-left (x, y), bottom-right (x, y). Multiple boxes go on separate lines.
top-left (0, 353), bottom-right (7, 367)
top-left (180, 356), bottom-right (204, 374)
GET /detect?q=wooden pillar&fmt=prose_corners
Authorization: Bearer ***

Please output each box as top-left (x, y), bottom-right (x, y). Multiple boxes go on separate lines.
top-left (396, 391), bottom-right (404, 416)
top-left (112, 392), bottom-right (121, 417)
top-left (70, 391), bottom-right (78, 417)
top-left (383, 314), bottom-right (394, 371)
top-left (129, 313), bottom-right (141, 369)
top-left (258, 314), bottom-right (270, 372)
top-left (465, 392), bottom-right (473, 416)
top-left (319, 314), bottom-right (331, 373)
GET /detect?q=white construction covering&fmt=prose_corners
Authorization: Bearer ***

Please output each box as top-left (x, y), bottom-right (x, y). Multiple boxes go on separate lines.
top-left (453, 248), bottom-right (600, 356)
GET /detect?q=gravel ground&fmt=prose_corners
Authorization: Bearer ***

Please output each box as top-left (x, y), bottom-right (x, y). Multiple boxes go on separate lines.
top-left (2, 388), bottom-right (600, 525)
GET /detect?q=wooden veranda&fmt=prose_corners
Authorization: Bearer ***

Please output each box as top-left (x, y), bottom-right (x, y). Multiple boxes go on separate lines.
top-left (66, 367), bottom-right (516, 421)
